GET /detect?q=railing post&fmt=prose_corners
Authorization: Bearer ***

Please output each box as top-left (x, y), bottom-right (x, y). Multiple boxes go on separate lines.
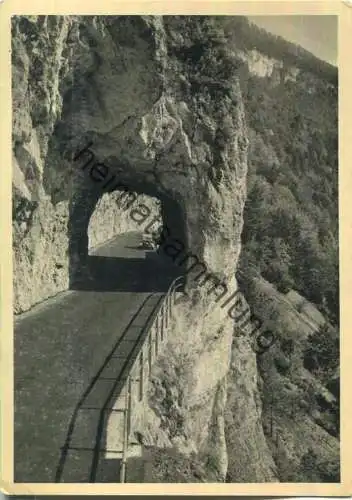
top-left (155, 312), bottom-right (160, 346)
top-left (165, 294), bottom-right (169, 327)
top-left (169, 291), bottom-right (172, 318)
top-left (160, 304), bottom-right (165, 338)
top-left (165, 301), bottom-right (169, 329)
top-left (156, 313), bottom-right (161, 343)
top-left (155, 322), bottom-right (159, 356)
top-left (160, 311), bottom-right (164, 342)
top-left (127, 376), bottom-right (132, 442)
top-left (120, 378), bottom-right (130, 483)
top-left (139, 351), bottom-right (144, 401)
top-left (148, 332), bottom-right (152, 372)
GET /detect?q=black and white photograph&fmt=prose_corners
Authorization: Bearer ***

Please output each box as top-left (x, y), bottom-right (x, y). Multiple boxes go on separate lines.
top-left (3, 7), bottom-right (347, 492)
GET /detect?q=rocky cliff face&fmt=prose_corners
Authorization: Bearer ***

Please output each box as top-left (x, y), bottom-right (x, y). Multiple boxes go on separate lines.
top-left (12, 15), bottom-right (248, 313)
top-left (12, 15), bottom-right (252, 481)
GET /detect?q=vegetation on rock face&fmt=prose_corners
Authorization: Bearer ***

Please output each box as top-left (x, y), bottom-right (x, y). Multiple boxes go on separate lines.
top-left (303, 323), bottom-right (339, 383)
top-left (279, 448), bottom-right (340, 483)
top-left (143, 447), bottom-right (222, 482)
top-left (273, 446), bottom-right (340, 483)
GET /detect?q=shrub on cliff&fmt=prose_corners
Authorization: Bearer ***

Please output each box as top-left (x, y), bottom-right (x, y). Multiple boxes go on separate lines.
top-left (145, 447), bottom-right (222, 482)
top-left (303, 323), bottom-right (339, 384)
top-left (295, 449), bottom-right (340, 482)
top-left (274, 353), bottom-right (291, 376)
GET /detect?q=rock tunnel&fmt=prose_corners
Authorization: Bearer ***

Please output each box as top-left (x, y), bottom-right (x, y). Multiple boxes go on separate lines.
top-left (67, 172), bottom-right (189, 291)
top-left (13, 14), bottom-right (249, 313)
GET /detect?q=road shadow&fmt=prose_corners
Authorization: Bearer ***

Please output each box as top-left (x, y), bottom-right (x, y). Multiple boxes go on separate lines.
top-left (70, 253), bottom-right (179, 293)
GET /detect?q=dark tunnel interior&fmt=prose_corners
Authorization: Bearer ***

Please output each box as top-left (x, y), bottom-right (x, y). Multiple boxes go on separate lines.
top-left (68, 184), bottom-right (188, 293)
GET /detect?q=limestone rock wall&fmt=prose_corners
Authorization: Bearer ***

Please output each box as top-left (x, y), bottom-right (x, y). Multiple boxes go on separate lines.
top-left (129, 291), bottom-right (233, 480)
top-left (225, 335), bottom-right (278, 481)
top-left (12, 15), bottom-right (248, 312)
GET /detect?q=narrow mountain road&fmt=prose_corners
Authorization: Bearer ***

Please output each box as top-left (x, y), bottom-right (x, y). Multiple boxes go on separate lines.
top-left (14, 231), bottom-right (178, 483)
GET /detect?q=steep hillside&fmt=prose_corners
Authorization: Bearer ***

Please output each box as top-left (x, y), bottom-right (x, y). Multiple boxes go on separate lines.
top-left (222, 17), bottom-right (339, 482)
top-left (229, 17), bottom-right (339, 327)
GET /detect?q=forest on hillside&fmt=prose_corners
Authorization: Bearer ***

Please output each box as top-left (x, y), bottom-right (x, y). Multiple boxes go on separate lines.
top-left (229, 17), bottom-right (339, 327)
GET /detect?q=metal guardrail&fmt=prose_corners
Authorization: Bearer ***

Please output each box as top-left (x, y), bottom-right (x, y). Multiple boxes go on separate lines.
top-left (119, 275), bottom-right (185, 482)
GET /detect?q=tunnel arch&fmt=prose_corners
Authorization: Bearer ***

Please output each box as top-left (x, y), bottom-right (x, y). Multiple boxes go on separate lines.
top-left (68, 177), bottom-right (189, 289)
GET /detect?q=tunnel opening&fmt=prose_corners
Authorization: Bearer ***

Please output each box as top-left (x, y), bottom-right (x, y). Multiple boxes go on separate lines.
top-left (68, 182), bottom-right (188, 293)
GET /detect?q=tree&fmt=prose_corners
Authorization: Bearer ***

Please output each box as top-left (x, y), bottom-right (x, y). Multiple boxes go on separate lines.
top-left (303, 323), bottom-right (339, 383)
